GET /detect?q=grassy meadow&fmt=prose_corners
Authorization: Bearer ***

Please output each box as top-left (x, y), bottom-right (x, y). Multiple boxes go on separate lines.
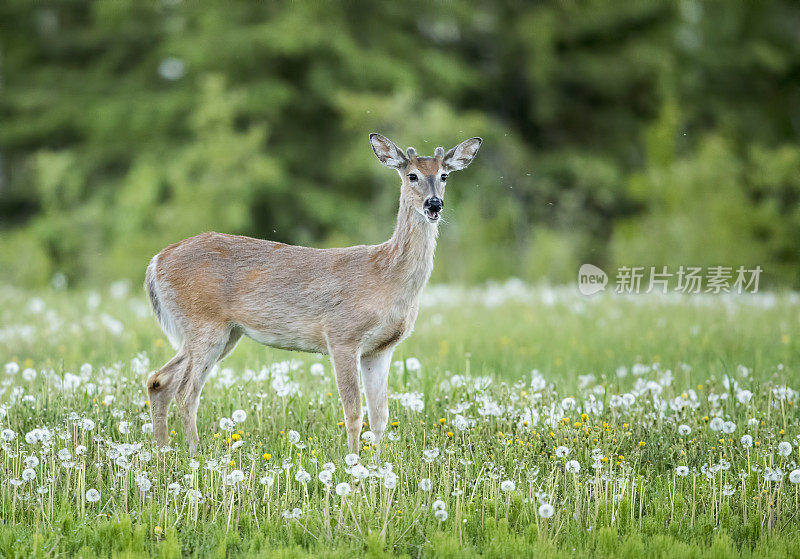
top-left (1, 280), bottom-right (800, 557)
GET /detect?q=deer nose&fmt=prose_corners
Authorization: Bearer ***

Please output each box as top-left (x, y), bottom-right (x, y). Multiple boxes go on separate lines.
top-left (425, 197), bottom-right (444, 212)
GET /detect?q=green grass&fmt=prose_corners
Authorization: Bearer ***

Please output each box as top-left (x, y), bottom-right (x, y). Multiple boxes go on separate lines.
top-left (1, 281), bottom-right (799, 558)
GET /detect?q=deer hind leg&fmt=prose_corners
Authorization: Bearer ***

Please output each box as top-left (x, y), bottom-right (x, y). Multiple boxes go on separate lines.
top-left (361, 349), bottom-right (393, 457)
top-left (147, 352), bottom-right (189, 447)
top-left (176, 325), bottom-right (238, 454)
top-left (329, 346), bottom-right (363, 455)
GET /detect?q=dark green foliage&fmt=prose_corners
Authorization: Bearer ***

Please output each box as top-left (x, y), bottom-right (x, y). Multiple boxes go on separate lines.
top-left (1, 1), bottom-right (799, 286)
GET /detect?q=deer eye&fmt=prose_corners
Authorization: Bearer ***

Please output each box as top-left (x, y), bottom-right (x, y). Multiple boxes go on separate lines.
top-left (407, 173), bottom-right (418, 182)
top-left (440, 174), bottom-right (448, 182)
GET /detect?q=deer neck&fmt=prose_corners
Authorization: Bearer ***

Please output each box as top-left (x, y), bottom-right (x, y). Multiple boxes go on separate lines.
top-left (381, 196), bottom-right (438, 300)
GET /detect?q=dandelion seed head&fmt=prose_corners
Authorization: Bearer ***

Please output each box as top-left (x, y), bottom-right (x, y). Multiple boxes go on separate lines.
top-left (500, 480), bottom-right (516, 492)
top-left (405, 358), bottom-right (421, 372)
top-left (351, 465), bottom-right (369, 480)
top-left (709, 417), bottom-right (724, 432)
top-left (423, 448), bottom-right (440, 462)
top-left (538, 503), bottom-right (554, 518)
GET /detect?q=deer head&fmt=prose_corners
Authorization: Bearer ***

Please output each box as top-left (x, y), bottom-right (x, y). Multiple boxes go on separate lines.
top-left (370, 133), bottom-right (482, 223)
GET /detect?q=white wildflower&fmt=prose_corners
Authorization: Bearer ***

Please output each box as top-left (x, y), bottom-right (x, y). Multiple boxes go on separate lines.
top-left (538, 503), bottom-right (555, 518)
top-left (344, 453), bottom-right (359, 466)
top-left (500, 480), bottom-right (516, 492)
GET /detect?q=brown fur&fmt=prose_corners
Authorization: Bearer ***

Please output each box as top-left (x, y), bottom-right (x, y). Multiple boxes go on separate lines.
top-left (145, 134), bottom-right (481, 454)
top-left (412, 157), bottom-right (440, 175)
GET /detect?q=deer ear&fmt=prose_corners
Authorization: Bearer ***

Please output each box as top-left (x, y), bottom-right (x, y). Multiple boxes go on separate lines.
top-left (443, 137), bottom-right (482, 171)
top-left (369, 133), bottom-right (407, 169)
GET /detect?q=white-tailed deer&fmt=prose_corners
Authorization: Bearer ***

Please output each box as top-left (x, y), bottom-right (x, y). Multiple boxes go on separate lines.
top-left (144, 133), bottom-right (482, 454)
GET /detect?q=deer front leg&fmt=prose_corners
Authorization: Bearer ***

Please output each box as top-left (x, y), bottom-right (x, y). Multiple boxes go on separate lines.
top-left (330, 347), bottom-right (363, 454)
top-left (361, 350), bottom-right (392, 456)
